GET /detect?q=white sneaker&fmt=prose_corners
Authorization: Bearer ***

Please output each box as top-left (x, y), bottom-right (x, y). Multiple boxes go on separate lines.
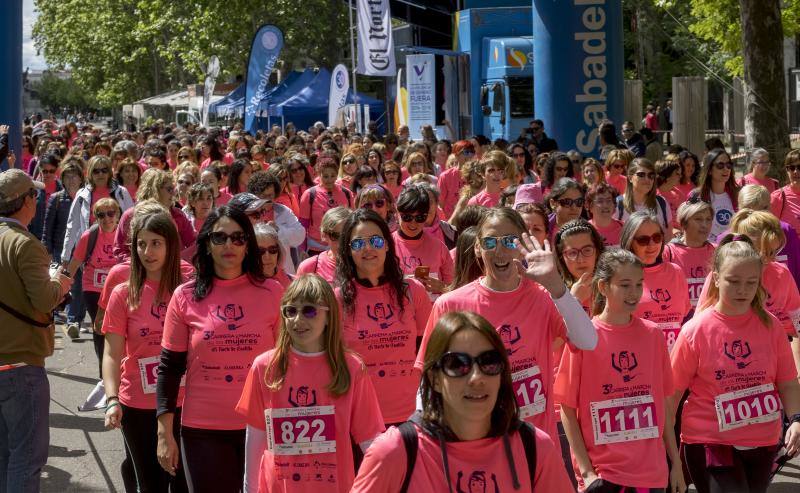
top-left (78, 380), bottom-right (106, 412)
top-left (64, 323), bottom-right (80, 340)
top-left (80, 326), bottom-right (92, 334)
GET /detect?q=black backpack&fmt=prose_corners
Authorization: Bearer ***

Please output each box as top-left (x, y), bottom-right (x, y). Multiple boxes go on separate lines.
top-left (397, 421), bottom-right (538, 493)
top-left (77, 223), bottom-right (101, 265)
top-left (307, 185), bottom-right (352, 227)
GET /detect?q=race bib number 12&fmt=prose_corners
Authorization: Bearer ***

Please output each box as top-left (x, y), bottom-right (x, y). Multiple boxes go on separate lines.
top-left (266, 406), bottom-right (337, 455)
top-left (512, 366), bottom-right (546, 419)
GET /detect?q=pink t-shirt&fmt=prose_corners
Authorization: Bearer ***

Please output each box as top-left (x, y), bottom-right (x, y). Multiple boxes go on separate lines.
top-left (697, 261), bottom-right (800, 337)
top-left (299, 185), bottom-right (352, 243)
top-left (657, 187), bottom-right (687, 228)
top-left (235, 350), bottom-right (385, 493)
top-left (771, 185), bottom-right (800, 234)
top-left (336, 279), bottom-right (432, 424)
top-left (605, 174), bottom-right (628, 196)
top-left (436, 166), bottom-right (464, 218)
top-left (296, 251), bottom-right (337, 283)
top-left (383, 183), bottom-right (403, 203)
top-left (416, 278), bottom-right (567, 439)
top-left (161, 275), bottom-right (282, 430)
top-left (740, 173), bottom-right (778, 193)
top-left (351, 424), bottom-right (574, 493)
top-left (88, 186), bottom-right (111, 223)
top-left (663, 242), bottom-right (716, 308)
top-left (671, 308), bottom-right (797, 447)
top-left (554, 317), bottom-right (674, 489)
top-left (270, 269), bottom-right (292, 289)
top-left (391, 231), bottom-right (455, 288)
top-left (98, 260), bottom-right (195, 310)
top-left (675, 182), bottom-right (695, 198)
top-left (467, 190), bottom-right (501, 208)
top-left (103, 280), bottom-right (185, 409)
top-left (590, 219), bottom-right (624, 247)
top-left (634, 262), bottom-right (691, 353)
top-left (73, 227), bottom-right (117, 293)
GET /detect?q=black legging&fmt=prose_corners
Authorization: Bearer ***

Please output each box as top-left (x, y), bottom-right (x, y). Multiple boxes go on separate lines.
top-left (683, 442), bottom-right (777, 493)
top-left (180, 427), bottom-right (245, 493)
top-left (120, 404), bottom-right (187, 493)
top-left (83, 290), bottom-right (103, 378)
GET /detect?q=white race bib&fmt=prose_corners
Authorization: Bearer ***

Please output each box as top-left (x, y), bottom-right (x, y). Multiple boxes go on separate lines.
top-left (137, 356), bottom-right (184, 394)
top-left (512, 366), bottom-right (546, 418)
top-left (656, 322), bottom-right (681, 353)
top-left (590, 394), bottom-right (659, 445)
top-left (93, 268), bottom-right (109, 289)
top-left (266, 406), bottom-right (337, 455)
top-left (687, 277), bottom-right (705, 307)
top-left (714, 383), bottom-right (781, 432)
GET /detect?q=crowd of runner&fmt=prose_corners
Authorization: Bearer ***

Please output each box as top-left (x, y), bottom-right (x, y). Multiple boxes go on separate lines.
top-left (0, 117), bottom-right (799, 493)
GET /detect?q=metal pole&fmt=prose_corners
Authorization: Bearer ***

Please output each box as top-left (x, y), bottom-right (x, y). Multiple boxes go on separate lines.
top-left (348, 0), bottom-right (360, 132)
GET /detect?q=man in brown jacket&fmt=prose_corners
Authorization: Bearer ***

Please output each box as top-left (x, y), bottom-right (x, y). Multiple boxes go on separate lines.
top-left (0, 168), bottom-right (72, 492)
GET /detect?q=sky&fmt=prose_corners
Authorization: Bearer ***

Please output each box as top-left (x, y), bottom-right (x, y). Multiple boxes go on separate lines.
top-left (23, 0), bottom-right (47, 70)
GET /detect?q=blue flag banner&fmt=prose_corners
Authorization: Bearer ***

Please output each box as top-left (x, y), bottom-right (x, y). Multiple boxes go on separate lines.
top-left (244, 25), bottom-right (284, 133)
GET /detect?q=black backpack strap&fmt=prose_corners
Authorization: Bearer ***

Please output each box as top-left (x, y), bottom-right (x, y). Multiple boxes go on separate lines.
top-left (307, 186), bottom-right (317, 227)
top-left (342, 187), bottom-right (352, 207)
top-left (518, 423), bottom-right (538, 491)
top-left (781, 187), bottom-right (787, 218)
top-left (655, 195), bottom-right (669, 229)
top-left (398, 421), bottom-right (418, 493)
top-left (85, 223), bottom-right (100, 263)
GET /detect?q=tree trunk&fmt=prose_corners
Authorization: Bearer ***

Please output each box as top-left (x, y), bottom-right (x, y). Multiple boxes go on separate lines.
top-left (739, 0), bottom-right (790, 176)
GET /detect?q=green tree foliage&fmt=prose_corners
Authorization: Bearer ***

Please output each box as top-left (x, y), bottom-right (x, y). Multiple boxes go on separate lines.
top-left (33, 0), bottom-right (349, 107)
top-left (30, 72), bottom-right (97, 112)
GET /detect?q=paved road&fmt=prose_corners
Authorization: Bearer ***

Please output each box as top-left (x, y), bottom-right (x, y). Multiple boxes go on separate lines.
top-left (42, 324), bottom-right (800, 492)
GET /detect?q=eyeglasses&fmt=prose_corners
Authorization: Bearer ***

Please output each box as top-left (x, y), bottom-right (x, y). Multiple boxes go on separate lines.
top-left (40, 168), bottom-right (57, 175)
top-left (787, 164), bottom-right (800, 173)
top-left (400, 212), bottom-right (428, 223)
top-left (556, 197), bottom-right (585, 208)
top-left (350, 235), bottom-right (386, 251)
top-left (95, 210), bottom-right (117, 220)
top-left (714, 161), bottom-right (734, 170)
top-left (92, 167), bottom-right (110, 175)
top-left (592, 198), bottom-right (614, 207)
top-left (361, 199), bottom-right (386, 210)
top-left (479, 235), bottom-right (519, 250)
top-left (634, 171), bottom-right (656, 180)
top-left (563, 245), bottom-right (596, 261)
top-left (325, 230), bottom-right (341, 242)
top-left (633, 233), bottom-right (663, 247)
top-left (281, 304), bottom-right (329, 319)
top-left (209, 231), bottom-right (248, 246)
top-left (258, 245), bottom-right (280, 256)
top-left (437, 350), bottom-right (504, 378)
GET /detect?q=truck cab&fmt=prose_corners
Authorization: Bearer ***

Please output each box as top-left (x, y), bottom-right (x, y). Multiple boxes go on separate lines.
top-left (479, 37), bottom-right (533, 141)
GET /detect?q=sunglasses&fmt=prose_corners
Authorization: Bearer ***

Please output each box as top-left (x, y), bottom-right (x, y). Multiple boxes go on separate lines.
top-left (633, 233), bottom-right (663, 247)
top-left (178, 154), bottom-right (191, 159)
top-left (788, 165), bottom-right (800, 173)
top-left (611, 164), bottom-right (625, 170)
top-left (343, 159), bottom-right (356, 165)
top-left (290, 166), bottom-right (304, 173)
top-left (479, 235), bottom-right (519, 250)
top-left (634, 171), bottom-right (656, 180)
top-left (350, 235), bottom-right (385, 251)
top-left (92, 167), bottom-right (110, 175)
top-left (177, 179), bottom-right (192, 186)
top-left (556, 197), bottom-right (585, 208)
top-left (437, 350), bottom-right (504, 378)
top-left (209, 231), bottom-right (248, 246)
top-left (258, 245), bottom-right (280, 255)
top-left (95, 210), bottom-right (117, 220)
top-left (400, 212), bottom-right (428, 223)
top-left (40, 168), bottom-right (57, 175)
top-left (361, 199), bottom-right (386, 210)
top-left (714, 161), bottom-right (734, 170)
top-left (563, 245), bottom-right (596, 262)
top-left (281, 304), bottom-right (329, 319)
top-left (384, 170), bottom-right (400, 175)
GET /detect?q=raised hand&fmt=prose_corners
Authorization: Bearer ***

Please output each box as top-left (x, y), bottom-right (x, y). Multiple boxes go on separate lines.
top-left (513, 232), bottom-right (566, 297)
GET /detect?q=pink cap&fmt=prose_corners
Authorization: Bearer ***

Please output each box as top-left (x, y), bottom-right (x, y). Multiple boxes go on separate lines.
top-left (513, 183), bottom-right (544, 208)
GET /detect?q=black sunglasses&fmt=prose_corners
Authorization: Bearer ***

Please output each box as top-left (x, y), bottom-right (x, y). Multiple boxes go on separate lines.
top-left (259, 245), bottom-right (280, 255)
top-left (92, 167), bottom-right (110, 175)
top-left (209, 231), bottom-right (248, 246)
top-left (437, 350), bottom-right (504, 378)
top-left (95, 210), bottom-right (117, 220)
top-left (400, 212), bottom-right (428, 223)
top-left (556, 197), bottom-right (585, 208)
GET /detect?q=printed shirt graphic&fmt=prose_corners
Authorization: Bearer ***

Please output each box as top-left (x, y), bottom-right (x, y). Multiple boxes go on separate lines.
top-left (416, 278), bottom-right (567, 439)
top-left (351, 424), bottom-right (574, 493)
top-left (771, 185), bottom-right (800, 234)
top-left (296, 250), bottom-right (337, 283)
top-left (336, 279), bottom-right (431, 424)
top-left (103, 280), bottom-right (184, 409)
top-left (671, 308), bottom-right (796, 446)
top-left (162, 276), bottom-right (282, 429)
top-left (391, 230), bottom-right (455, 289)
top-left (554, 317), bottom-right (674, 489)
top-left (697, 261), bottom-right (800, 337)
top-left (634, 262), bottom-right (691, 353)
top-left (709, 192), bottom-right (734, 243)
top-left (73, 228), bottom-right (117, 293)
top-left (663, 242), bottom-right (716, 309)
top-left (236, 350), bottom-right (384, 493)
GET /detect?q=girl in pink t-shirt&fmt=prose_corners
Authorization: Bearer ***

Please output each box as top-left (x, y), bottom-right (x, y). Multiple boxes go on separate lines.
top-left (296, 207), bottom-right (349, 283)
top-left (335, 209), bottom-right (433, 425)
top-left (556, 249), bottom-right (684, 492)
top-left (101, 210), bottom-right (189, 492)
top-left (554, 219), bottom-right (605, 314)
top-left (672, 237), bottom-right (800, 492)
top-left (664, 201), bottom-right (716, 311)
top-left (467, 152), bottom-right (508, 208)
top-left (254, 223), bottom-right (292, 290)
top-left (622, 212), bottom-right (691, 353)
top-left (587, 183), bottom-right (623, 247)
top-left (236, 275), bottom-right (384, 493)
top-left (299, 160), bottom-right (354, 253)
top-left (352, 311), bottom-right (575, 493)
top-left (156, 206), bottom-right (283, 491)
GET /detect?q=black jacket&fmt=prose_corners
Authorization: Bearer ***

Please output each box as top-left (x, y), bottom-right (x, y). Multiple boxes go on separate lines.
top-left (42, 187), bottom-right (71, 263)
top-left (624, 133), bottom-right (646, 158)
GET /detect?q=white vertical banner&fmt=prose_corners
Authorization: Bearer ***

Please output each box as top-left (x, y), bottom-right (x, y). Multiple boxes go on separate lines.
top-left (406, 53), bottom-right (435, 141)
top-left (356, 0), bottom-right (396, 76)
top-left (202, 56), bottom-right (220, 127)
top-left (329, 64), bottom-right (350, 126)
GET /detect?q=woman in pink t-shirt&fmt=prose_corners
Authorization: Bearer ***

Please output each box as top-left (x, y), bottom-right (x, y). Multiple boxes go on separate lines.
top-left (296, 207), bottom-right (349, 283)
top-left (656, 157), bottom-right (687, 230)
top-left (664, 201), bottom-right (716, 312)
top-left (604, 148), bottom-right (633, 196)
top-left (547, 178), bottom-right (586, 243)
top-left (254, 223), bottom-right (292, 290)
top-left (352, 311), bottom-right (574, 493)
top-left (622, 212), bottom-right (691, 353)
top-left (587, 183), bottom-right (623, 247)
top-left (554, 219), bottom-right (605, 314)
top-left (299, 160), bottom-right (354, 254)
top-left (335, 210), bottom-right (432, 425)
top-left (102, 210), bottom-right (189, 492)
top-left (770, 149), bottom-right (800, 234)
top-left (380, 160), bottom-right (404, 203)
top-left (236, 274), bottom-right (384, 493)
top-left (556, 249), bottom-right (685, 492)
top-left (672, 237), bottom-right (800, 493)
top-left (467, 150), bottom-right (516, 208)
top-left (739, 148), bottom-right (778, 193)
top-left (676, 150), bottom-right (700, 198)
top-left (156, 206), bottom-right (282, 491)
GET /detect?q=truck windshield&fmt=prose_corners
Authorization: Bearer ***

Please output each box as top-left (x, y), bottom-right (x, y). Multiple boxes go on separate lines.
top-left (507, 77), bottom-right (533, 118)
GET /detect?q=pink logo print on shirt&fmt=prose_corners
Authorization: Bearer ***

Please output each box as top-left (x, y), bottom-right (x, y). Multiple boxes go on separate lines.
top-left (611, 351), bottom-right (639, 383)
top-left (650, 288), bottom-right (672, 310)
top-left (366, 303), bottom-right (395, 330)
top-left (498, 324), bottom-right (523, 356)
top-left (288, 386), bottom-right (318, 407)
top-left (402, 255), bottom-right (422, 270)
top-left (724, 340), bottom-right (753, 369)
top-left (456, 469), bottom-right (498, 493)
top-left (213, 304), bottom-right (245, 330)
